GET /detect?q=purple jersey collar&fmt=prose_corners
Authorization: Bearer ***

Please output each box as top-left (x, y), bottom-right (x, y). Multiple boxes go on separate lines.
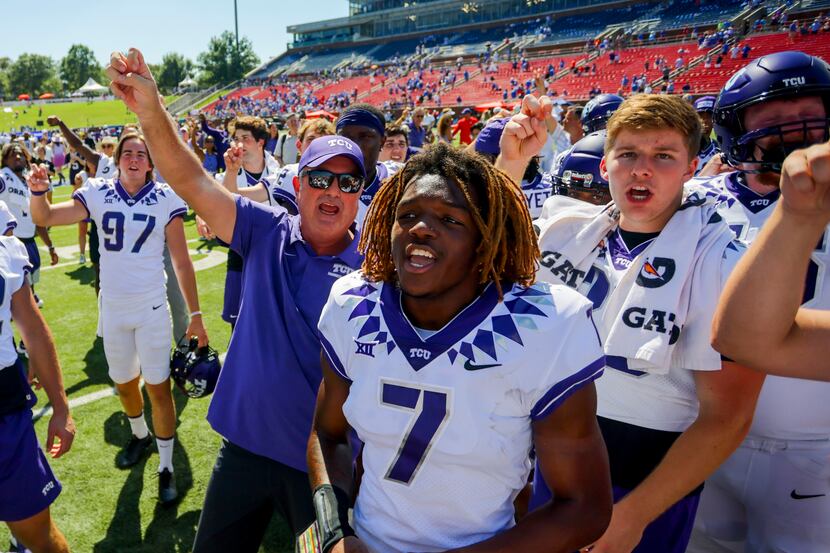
top-left (725, 172), bottom-right (779, 214)
top-left (608, 228), bottom-right (655, 271)
top-left (379, 280), bottom-right (501, 371)
top-left (115, 179), bottom-right (155, 205)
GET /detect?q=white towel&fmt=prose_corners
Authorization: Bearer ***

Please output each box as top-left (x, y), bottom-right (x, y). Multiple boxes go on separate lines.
top-left (537, 188), bottom-right (736, 375)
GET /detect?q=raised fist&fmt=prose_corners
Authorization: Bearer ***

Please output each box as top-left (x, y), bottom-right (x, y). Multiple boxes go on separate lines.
top-left (779, 140), bottom-right (830, 224)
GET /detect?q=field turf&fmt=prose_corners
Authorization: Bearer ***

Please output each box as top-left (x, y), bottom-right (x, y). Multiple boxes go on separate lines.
top-left (0, 183), bottom-right (293, 552)
top-left (0, 97), bottom-right (180, 132)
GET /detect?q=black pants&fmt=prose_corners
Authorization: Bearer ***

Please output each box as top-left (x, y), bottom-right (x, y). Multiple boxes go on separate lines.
top-left (192, 440), bottom-right (315, 553)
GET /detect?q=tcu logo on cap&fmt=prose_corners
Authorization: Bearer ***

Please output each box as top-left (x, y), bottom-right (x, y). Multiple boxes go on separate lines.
top-left (782, 76), bottom-right (806, 87)
top-left (409, 348), bottom-right (431, 360)
top-left (327, 138), bottom-right (353, 150)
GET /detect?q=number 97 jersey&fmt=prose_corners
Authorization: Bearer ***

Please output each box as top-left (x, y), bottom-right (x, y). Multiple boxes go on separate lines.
top-left (73, 178), bottom-right (187, 299)
top-left (318, 272), bottom-right (605, 553)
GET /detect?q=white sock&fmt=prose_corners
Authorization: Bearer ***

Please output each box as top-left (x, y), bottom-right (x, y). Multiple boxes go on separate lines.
top-left (127, 414), bottom-right (150, 439)
top-left (157, 436), bottom-right (175, 472)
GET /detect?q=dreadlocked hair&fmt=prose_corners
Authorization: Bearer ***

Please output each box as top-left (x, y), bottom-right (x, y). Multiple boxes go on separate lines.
top-left (359, 142), bottom-right (539, 299)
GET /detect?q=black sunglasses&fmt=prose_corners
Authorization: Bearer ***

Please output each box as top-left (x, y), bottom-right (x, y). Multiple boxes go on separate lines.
top-left (301, 169), bottom-right (365, 194)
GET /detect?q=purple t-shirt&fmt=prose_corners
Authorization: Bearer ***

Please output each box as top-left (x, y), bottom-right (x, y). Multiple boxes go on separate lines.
top-left (206, 196), bottom-right (363, 471)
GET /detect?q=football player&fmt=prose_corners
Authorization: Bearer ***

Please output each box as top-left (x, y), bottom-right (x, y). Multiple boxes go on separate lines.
top-left (335, 103), bottom-right (403, 227)
top-left (27, 132), bottom-right (208, 506)
top-left (692, 96), bottom-right (719, 174)
top-left (217, 118), bottom-right (334, 211)
top-left (310, 141), bottom-right (612, 553)
top-left (551, 130), bottom-right (611, 207)
top-left (581, 93), bottom-right (624, 134)
top-left (686, 51), bottom-right (830, 552)
top-left (105, 48), bottom-right (368, 552)
top-left (0, 144), bottom-right (59, 309)
top-left (0, 219), bottom-right (75, 552)
top-left (500, 93), bottom-right (764, 553)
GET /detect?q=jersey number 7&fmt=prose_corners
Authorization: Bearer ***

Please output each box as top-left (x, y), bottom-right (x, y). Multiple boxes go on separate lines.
top-left (101, 212), bottom-right (156, 253)
top-left (380, 380), bottom-right (451, 485)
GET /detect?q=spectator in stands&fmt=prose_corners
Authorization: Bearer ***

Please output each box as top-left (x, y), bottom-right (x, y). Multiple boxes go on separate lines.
top-left (437, 113), bottom-right (454, 145)
top-left (452, 108), bottom-right (478, 146)
top-left (275, 113), bottom-right (300, 166)
top-left (265, 122), bottom-right (279, 156)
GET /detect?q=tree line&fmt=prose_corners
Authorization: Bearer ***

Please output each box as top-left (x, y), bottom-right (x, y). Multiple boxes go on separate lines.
top-left (0, 31), bottom-right (260, 99)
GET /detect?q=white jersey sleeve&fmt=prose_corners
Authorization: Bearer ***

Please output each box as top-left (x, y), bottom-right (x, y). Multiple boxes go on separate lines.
top-left (0, 201), bottom-right (18, 235)
top-left (0, 236), bottom-right (31, 366)
top-left (0, 168), bottom-right (35, 238)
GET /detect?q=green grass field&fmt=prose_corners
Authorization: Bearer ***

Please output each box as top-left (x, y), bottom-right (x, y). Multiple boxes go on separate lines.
top-left (0, 96), bottom-right (180, 132)
top-left (0, 184), bottom-right (293, 552)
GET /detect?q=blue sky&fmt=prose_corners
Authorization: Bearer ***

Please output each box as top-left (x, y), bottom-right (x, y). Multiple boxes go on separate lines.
top-left (3, 0), bottom-right (348, 67)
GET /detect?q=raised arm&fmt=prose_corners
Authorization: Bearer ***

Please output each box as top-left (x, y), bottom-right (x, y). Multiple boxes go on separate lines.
top-left (712, 141), bottom-right (830, 380)
top-left (496, 94), bottom-right (552, 185)
top-left (27, 165), bottom-right (87, 227)
top-left (47, 115), bottom-right (101, 170)
top-left (12, 280), bottom-right (75, 458)
top-left (221, 142), bottom-right (269, 202)
top-left (106, 49), bottom-right (236, 244)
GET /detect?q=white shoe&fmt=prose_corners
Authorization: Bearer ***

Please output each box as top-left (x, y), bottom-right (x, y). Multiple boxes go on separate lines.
top-left (79, 254), bottom-right (86, 264)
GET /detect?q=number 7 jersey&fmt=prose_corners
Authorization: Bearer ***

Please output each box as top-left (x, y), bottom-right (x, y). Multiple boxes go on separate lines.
top-left (73, 178), bottom-right (187, 300)
top-left (318, 271), bottom-right (605, 553)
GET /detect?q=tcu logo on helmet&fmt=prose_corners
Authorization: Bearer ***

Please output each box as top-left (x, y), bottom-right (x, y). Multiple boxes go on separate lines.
top-left (622, 307), bottom-right (681, 345)
top-left (782, 76), bottom-right (806, 87)
top-left (327, 138), bottom-right (353, 150)
top-left (409, 348), bottom-right (431, 360)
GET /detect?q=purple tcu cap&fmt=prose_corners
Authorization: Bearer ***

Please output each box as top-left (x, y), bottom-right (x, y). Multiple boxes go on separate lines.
top-left (298, 135), bottom-right (366, 178)
top-left (694, 95), bottom-right (717, 112)
top-left (474, 116), bottom-right (510, 156)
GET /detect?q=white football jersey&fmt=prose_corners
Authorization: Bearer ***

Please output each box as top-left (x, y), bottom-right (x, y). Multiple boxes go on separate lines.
top-left (522, 172), bottom-right (555, 219)
top-left (233, 151), bottom-right (280, 190)
top-left (0, 201), bottom-right (17, 235)
top-left (0, 236), bottom-right (31, 367)
top-left (266, 163), bottom-right (299, 212)
top-left (318, 272), bottom-right (604, 553)
top-left (73, 179), bottom-right (186, 300)
top-left (536, 206), bottom-right (742, 432)
top-left (0, 168), bottom-right (35, 238)
top-left (700, 171), bottom-right (830, 441)
top-left (94, 154), bottom-right (117, 179)
top-left (356, 161), bottom-right (403, 228)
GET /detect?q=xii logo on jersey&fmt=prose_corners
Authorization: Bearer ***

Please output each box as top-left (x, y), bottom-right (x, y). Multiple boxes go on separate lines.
top-left (636, 257), bottom-right (676, 289)
top-left (355, 340), bottom-right (377, 357)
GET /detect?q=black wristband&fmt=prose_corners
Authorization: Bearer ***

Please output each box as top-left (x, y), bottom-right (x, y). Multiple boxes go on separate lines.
top-left (312, 484), bottom-right (354, 553)
top-left (31, 190), bottom-right (48, 196)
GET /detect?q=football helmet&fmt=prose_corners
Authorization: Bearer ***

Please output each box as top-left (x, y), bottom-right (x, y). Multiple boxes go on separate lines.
top-left (171, 337), bottom-right (222, 398)
top-left (554, 130), bottom-right (610, 205)
top-left (714, 51), bottom-right (830, 173)
top-left (581, 94), bottom-right (624, 133)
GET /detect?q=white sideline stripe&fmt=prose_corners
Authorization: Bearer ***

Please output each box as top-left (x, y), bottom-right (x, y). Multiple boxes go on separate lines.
top-left (32, 353), bottom-right (227, 422)
top-left (40, 245), bottom-right (225, 273)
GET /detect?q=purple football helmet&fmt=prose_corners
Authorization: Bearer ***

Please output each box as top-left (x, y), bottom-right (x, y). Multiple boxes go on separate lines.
top-left (714, 51), bottom-right (830, 173)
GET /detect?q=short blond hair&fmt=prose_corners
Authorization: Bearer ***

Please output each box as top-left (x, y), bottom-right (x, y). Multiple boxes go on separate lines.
top-left (605, 95), bottom-right (702, 159)
top-left (298, 119), bottom-right (335, 142)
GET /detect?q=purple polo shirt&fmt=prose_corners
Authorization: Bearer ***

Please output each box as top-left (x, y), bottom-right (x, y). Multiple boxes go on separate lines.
top-left (207, 196), bottom-right (363, 471)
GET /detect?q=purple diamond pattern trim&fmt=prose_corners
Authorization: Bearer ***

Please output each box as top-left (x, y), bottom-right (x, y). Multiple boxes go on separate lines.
top-left (504, 297), bottom-right (546, 317)
top-left (387, 341), bottom-right (396, 354)
top-left (447, 348), bottom-right (458, 364)
top-left (491, 314), bottom-right (523, 345)
top-left (343, 283), bottom-right (377, 298)
top-left (359, 316), bottom-right (381, 338)
top-left (459, 342), bottom-right (476, 362)
top-left (348, 298), bottom-right (376, 320)
top-left (473, 329), bottom-right (497, 360)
